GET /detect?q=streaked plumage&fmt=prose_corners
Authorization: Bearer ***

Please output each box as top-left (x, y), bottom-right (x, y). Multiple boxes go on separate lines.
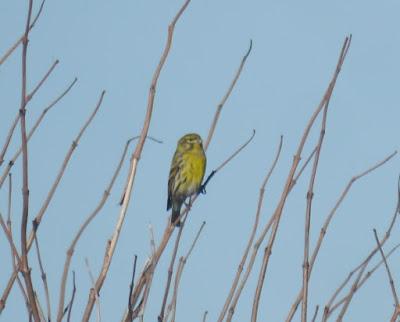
top-left (167, 133), bottom-right (206, 226)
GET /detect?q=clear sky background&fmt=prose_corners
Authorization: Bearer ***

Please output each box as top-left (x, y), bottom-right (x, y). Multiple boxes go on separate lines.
top-left (1, 1), bottom-right (400, 321)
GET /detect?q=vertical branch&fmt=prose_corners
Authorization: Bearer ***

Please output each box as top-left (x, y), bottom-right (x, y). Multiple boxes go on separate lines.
top-left (311, 305), bottom-right (319, 322)
top-left (7, 173), bottom-right (12, 229)
top-left (166, 222), bottom-right (206, 322)
top-left (83, 1), bottom-right (192, 321)
top-left (158, 218), bottom-right (187, 322)
top-left (251, 35), bottom-right (351, 322)
top-left (127, 255), bottom-right (138, 317)
top-left (302, 87), bottom-right (331, 322)
top-left (19, 0), bottom-right (41, 320)
top-left (373, 229), bottom-right (399, 306)
top-left (66, 271), bottom-right (76, 322)
top-left (33, 235), bottom-right (51, 322)
top-left (202, 311), bottom-right (208, 322)
top-left (85, 258), bottom-right (102, 322)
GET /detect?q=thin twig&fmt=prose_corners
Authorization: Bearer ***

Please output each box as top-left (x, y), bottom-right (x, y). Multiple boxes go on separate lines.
top-left (311, 305), bottom-right (319, 322)
top-left (203, 39), bottom-right (252, 151)
top-left (292, 147), bottom-right (317, 188)
top-left (336, 259), bottom-right (369, 321)
top-left (0, 77), bottom-right (78, 189)
top-left (32, 90), bottom-right (105, 235)
top-left (7, 174), bottom-right (12, 228)
top-left (0, 0), bottom-right (45, 66)
top-left (326, 243), bottom-right (400, 318)
top-left (0, 212), bottom-right (21, 266)
top-left (66, 271), bottom-right (76, 322)
top-left (27, 59), bottom-right (59, 102)
top-left (321, 189), bottom-right (400, 322)
top-left (85, 258), bottom-right (101, 322)
top-left (0, 56), bottom-right (58, 168)
top-left (390, 305), bottom-right (400, 322)
top-left (202, 311), bottom-right (208, 322)
top-left (285, 152), bottom-right (397, 322)
top-left (149, 224), bottom-right (156, 255)
top-left (218, 135), bottom-right (283, 322)
top-left (56, 137), bottom-right (133, 322)
top-left (373, 229), bottom-right (399, 307)
top-left (34, 235), bottom-right (51, 322)
top-left (201, 129), bottom-right (255, 194)
top-left (158, 217), bottom-right (187, 322)
top-left (167, 222), bottom-right (206, 322)
top-left (128, 255), bottom-right (138, 316)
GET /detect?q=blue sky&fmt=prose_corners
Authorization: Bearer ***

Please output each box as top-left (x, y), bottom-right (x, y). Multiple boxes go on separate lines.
top-left (1, 1), bottom-right (400, 321)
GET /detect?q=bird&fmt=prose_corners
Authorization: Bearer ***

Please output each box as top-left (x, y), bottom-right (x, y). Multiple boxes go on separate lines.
top-left (167, 133), bottom-right (206, 226)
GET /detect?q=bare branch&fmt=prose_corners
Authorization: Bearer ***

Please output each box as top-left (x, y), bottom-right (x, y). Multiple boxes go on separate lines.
top-left (201, 129), bottom-right (255, 194)
top-left (19, 0), bottom-right (41, 319)
top-left (85, 1), bottom-right (192, 320)
top-left (57, 137), bottom-right (133, 322)
top-left (0, 88), bottom-right (102, 313)
top-left (311, 305), bottom-right (319, 322)
top-left (323, 244), bottom-right (400, 320)
top-left (390, 305), bottom-right (400, 322)
top-left (202, 311), bottom-right (208, 322)
top-left (65, 271), bottom-right (76, 322)
top-left (26, 59), bottom-right (59, 102)
top-left (33, 235), bottom-right (51, 322)
top-left (32, 90), bottom-right (106, 238)
top-left (0, 77), bottom-right (78, 189)
top-left (0, 0), bottom-right (46, 66)
top-left (7, 174), bottom-right (12, 228)
top-left (373, 229), bottom-right (399, 307)
top-left (286, 152), bottom-right (398, 322)
top-left (251, 35), bottom-right (352, 322)
top-left (219, 135), bottom-right (283, 322)
top-left (301, 82), bottom-right (331, 322)
top-left (0, 11), bottom-right (54, 168)
top-left (203, 39), bottom-right (252, 151)
top-left (166, 222), bottom-right (206, 322)
top-left (0, 212), bottom-right (21, 266)
top-left (158, 217), bottom-right (188, 322)
top-left (85, 258), bottom-right (101, 322)
top-left (128, 255), bottom-right (138, 317)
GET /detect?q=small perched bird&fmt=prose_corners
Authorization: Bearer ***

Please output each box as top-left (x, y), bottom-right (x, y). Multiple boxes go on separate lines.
top-left (167, 133), bottom-right (206, 226)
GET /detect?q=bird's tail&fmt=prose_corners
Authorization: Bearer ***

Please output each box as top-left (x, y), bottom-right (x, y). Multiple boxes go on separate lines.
top-left (171, 206), bottom-right (181, 227)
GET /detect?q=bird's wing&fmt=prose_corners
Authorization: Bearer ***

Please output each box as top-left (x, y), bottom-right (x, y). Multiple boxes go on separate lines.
top-left (167, 152), bottom-right (182, 210)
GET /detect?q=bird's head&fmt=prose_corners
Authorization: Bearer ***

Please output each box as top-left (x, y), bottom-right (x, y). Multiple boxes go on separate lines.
top-left (177, 133), bottom-right (204, 152)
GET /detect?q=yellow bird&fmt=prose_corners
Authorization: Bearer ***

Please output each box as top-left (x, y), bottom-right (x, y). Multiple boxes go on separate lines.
top-left (167, 133), bottom-right (206, 226)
